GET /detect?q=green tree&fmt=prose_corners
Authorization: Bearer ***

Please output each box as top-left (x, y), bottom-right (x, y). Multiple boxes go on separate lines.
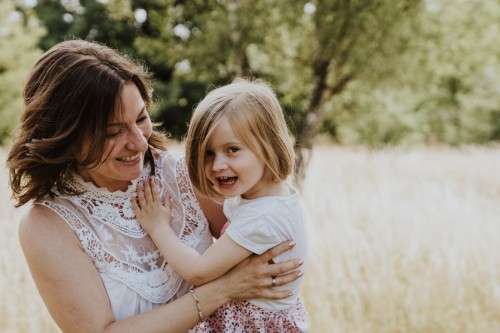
top-left (133, 1), bottom-right (425, 181)
top-left (132, 1), bottom-right (294, 136)
top-left (408, 0), bottom-right (500, 144)
top-left (31, 0), bottom-right (206, 137)
top-left (34, 0), bottom-right (140, 53)
top-left (134, 0), bottom-right (424, 183)
top-left (27, 0), bottom-right (500, 184)
top-left (246, 0), bottom-right (424, 182)
top-left (0, 0), bottom-right (44, 144)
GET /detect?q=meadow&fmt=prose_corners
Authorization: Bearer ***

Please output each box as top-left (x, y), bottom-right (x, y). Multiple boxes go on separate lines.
top-left (1, 144), bottom-right (499, 332)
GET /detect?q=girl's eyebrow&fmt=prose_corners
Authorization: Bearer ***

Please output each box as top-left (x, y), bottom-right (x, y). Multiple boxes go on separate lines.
top-left (107, 105), bottom-right (146, 127)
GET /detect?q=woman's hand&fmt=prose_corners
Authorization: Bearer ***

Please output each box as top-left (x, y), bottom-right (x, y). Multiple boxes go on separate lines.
top-left (218, 241), bottom-right (303, 301)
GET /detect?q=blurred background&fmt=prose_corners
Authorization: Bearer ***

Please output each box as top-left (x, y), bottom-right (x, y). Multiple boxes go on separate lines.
top-left (1, 0), bottom-right (500, 332)
top-left (2, 0), bottom-right (500, 168)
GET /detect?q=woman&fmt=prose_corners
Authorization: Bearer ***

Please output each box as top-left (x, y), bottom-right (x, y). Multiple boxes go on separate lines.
top-left (7, 40), bottom-right (302, 333)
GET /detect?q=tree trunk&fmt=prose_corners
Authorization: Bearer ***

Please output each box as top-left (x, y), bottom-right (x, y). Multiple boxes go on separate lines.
top-left (227, 0), bottom-right (252, 78)
top-left (293, 59), bottom-right (330, 187)
top-left (294, 61), bottom-right (352, 187)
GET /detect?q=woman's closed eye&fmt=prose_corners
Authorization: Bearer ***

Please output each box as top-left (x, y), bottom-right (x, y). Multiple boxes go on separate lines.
top-left (107, 128), bottom-right (123, 138)
top-left (137, 115), bottom-right (149, 124)
top-left (106, 114), bottom-right (149, 138)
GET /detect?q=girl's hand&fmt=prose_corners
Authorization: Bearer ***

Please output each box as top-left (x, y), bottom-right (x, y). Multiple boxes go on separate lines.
top-left (218, 241), bottom-right (303, 301)
top-left (131, 178), bottom-right (172, 234)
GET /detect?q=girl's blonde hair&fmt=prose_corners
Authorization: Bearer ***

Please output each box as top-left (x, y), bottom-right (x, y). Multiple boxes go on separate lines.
top-left (185, 78), bottom-right (295, 201)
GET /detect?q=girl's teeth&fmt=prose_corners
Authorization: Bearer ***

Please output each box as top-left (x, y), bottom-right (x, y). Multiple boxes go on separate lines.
top-left (218, 177), bottom-right (236, 185)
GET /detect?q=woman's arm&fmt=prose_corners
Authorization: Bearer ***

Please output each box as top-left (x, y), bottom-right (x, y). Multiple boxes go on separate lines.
top-left (19, 205), bottom-right (302, 333)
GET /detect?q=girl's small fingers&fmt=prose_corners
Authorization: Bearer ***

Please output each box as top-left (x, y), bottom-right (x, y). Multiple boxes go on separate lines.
top-left (143, 180), bottom-right (153, 202)
top-left (136, 184), bottom-right (146, 205)
top-left (130, 196), bottom-right (138, 211)
top-left (151, 179), bottom-right (161, 203)
top-left (163, 192), bottom-right (172, 209)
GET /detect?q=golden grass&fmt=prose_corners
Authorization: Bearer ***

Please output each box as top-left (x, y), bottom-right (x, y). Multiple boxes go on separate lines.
top-left (0, 149), bottom-right (59, 333)
top-left (301, 144), bottom-right (500, 332)
top-left (1, 145), bottom-right (499, 332)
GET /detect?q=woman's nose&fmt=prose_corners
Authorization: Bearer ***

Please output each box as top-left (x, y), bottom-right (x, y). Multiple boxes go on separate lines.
top-left (126, 126), bottom-right (149, 151)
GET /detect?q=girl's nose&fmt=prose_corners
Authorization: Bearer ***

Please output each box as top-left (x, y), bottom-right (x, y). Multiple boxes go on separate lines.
top-left (212, 155), bottom-right (228, 171)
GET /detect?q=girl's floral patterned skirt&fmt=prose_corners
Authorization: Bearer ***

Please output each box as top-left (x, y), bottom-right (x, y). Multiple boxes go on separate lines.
top-left (189, 298), bottom-right (309, 333)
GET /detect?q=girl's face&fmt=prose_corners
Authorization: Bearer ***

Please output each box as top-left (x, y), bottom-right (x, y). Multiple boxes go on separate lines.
top-left (204, 117), bottom-right (269, 199)
top-left (78, 82), bottom-right (152, 192)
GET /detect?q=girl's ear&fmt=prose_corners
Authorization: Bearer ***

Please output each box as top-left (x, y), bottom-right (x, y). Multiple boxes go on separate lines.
top-left (265, 168), bottom-right (277, 183)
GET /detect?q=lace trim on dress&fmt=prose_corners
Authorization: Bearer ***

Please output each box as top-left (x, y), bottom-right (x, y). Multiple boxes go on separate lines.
top-left (173, 157), bottom-right (208, 248)
top-left (39, 200), bottom-right (182, 303)
top-left (61, 165), bottom-right (148, 238)
top-left (36, 151), bottom-right (209, 304)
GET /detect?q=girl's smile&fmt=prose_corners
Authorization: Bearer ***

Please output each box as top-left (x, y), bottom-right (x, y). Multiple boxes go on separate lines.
top-left (205, 117), bottom-right (287, 199)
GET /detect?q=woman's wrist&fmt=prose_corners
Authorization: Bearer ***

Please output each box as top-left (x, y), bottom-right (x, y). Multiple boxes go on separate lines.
top-left (188, 279), bottom-right (230, 323)
top-left (205, 276), bottom-right (232, 304)
top-left (189, 288), bottom-right (206, 328)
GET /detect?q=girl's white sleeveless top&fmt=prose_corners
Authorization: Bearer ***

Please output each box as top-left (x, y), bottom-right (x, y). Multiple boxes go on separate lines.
top-left (36, 151), bottom-right (213, 320)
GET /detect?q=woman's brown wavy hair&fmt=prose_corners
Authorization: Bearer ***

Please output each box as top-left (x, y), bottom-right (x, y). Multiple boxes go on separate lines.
top-left (7, 40), bottom-right (168, 207)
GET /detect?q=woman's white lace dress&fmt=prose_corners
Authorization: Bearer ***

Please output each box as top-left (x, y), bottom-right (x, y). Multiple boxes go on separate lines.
top-left (35, 151), bottom-right (213, 320)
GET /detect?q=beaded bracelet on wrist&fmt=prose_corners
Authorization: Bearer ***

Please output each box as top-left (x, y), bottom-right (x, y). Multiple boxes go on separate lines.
top-left (189, 288), bottom-right (205, 329)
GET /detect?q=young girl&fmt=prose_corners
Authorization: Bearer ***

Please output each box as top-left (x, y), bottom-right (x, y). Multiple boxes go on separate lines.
top-left (132, 79), bottom-right (310, 332)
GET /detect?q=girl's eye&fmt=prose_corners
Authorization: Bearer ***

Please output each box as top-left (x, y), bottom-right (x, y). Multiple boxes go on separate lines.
top-left (227, 147), bottom-right (239, 153)
top-left (205, 150), bottom-right (214, 157)
top-left (137, 115), bottom-right (149, 123)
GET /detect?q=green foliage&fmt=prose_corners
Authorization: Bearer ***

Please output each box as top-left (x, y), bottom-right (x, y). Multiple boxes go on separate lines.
top-left (0, 1), bottom-right (44, 144)
top-left (33, 0), bottom-right (142, 54)
top-left (2, 0), bottom-right (499, 148)
top-left (325, 0), bottom-right (500, 146)
top-left (150, 78), bottom-right (220, 138)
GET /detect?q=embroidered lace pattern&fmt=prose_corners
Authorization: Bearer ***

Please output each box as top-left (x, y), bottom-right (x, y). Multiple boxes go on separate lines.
top-left (37, 151), bottom-right (209, 304)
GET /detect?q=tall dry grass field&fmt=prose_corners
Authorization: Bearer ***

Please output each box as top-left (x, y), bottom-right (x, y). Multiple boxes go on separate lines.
top-left (301, 144), bottom-right (500, 332)
top-left (0, 148), bottom-right (59, 333)
top-left (1, 145), bottom-right (499, 332)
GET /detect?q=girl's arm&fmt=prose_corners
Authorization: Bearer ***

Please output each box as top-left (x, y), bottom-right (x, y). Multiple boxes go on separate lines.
top-left (133, 179), bottom-right (252, 286)
top-left (20, 204), bottom-right (302, 333)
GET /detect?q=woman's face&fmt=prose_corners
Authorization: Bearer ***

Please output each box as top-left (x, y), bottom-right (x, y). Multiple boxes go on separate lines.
top-left (78, 82), bottom-right (152, 192)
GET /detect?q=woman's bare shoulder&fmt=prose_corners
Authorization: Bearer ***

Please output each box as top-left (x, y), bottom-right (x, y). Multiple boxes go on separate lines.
top-left (19, 204), bottom-right (62, 231)
top-left (18, 204), bottom-right (80, 253)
